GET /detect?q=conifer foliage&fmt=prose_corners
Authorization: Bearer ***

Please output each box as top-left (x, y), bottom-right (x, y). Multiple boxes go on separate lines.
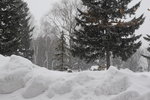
top-left (0, 0), bottom-right (33, 60)
top-left (142, 34), bottom-right (150, 72)
top-left (55, 32), bottom-right (69, 71)
top-left (142, 35), bottom-right (150, 60)
top-left (71, 0), bottom-right (145, 69)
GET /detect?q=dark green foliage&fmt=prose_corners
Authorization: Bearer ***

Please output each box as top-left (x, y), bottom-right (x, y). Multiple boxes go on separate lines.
top-left (54, 32), bottom-right (69, 71)
top-left (71, 0), bottom-right (145, 69)
top-left (0, 0), bottom-right (33, 60)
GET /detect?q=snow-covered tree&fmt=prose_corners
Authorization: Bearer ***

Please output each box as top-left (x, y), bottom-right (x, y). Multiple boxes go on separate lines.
top-left (71, 0), bottom-right (145, 69)
top-left (142, 34), bottom-right (150, 71)
top-left (0, 0), bottom-right (33, 60)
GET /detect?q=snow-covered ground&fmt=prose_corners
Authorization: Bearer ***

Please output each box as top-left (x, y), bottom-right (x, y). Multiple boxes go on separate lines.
top-left (0, 55), bottom-right (150, 100)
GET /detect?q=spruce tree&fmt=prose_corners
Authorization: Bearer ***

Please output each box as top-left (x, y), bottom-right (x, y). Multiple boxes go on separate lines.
top-left (71, 0), bottom-right (145, 69)
top-left (0, 0), bottom-right (33, 60)
top-left (142, 35), bottom-right (150, 60)
top-left (141, 9), bottom-right (150, 71)
top-left (141, 35), bottom-right (150, 72)
top-left (55, 32), bottom-right (69, 71)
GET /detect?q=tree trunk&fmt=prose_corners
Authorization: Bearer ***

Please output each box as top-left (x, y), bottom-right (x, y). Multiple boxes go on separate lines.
top-left (106, 34), bottom-right (110, 69)
top-left (106, 50), bottom-right (110, 69)
top-left (62, 33), bottom-right (64, 71)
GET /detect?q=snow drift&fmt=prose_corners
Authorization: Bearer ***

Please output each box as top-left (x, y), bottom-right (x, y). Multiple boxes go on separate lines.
top-left (0, 55), bottom-right (150, 100)
top-left (0, 55), bottom-right (33, 94)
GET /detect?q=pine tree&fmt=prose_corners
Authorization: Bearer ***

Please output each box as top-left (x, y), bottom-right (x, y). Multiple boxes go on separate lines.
top-left (54, 31), bottom-right (69, 71)
top-left (0, 0), bottom-right (33, 60)
top-left (71, 0), bottom-right (145, 69)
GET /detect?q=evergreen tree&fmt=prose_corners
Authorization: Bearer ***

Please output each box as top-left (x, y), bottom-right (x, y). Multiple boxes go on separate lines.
top-left (71, 0), bottom-right (145, 69)
top-left (142, 35), bottom-right (150, 71)
top-left (141, 9), bottom-right (150, 71)
top-left (54, 32), bottom-right (69, 71)
top-left (0, 0), bottom-right (33, 60)
top-left (142, 35), bottom-right (150, 59)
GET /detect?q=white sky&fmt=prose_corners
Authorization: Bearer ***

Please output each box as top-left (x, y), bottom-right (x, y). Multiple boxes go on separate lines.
top-left (24, 0), bottom-right (58, 21)
top-left (134, 0), bottom-right (150, 47)
top-left (24, 0), bottom-right (150, 47)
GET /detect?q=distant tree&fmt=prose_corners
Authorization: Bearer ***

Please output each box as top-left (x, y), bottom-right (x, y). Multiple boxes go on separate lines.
top-left (140, 8), bottom-right (150, 71)
top-left (122, 49), bottom-right (143, 71)
top-left (143, 35), bottom-right (150, 58)
top-left (47, 0), bottom-right (81, 35)
top-left (71, 0), bottom-right (145, 69)
top-left (142, 35), bottom-right (150, 71)
top-left (54, 32), bottom-right (69, 71)
top-left (46, 0), bottom-right (81, 69)
top-left (31, 19), bottom-right (59, 69)
top-left (112, 57), bottom-right (122, 69)
top-left (0, 0), bottom-right (33, 60)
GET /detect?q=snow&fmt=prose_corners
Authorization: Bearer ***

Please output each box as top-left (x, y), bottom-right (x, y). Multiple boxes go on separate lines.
top-left (90, 65), bottom-right (99, 71)
top-left (0, 55), bottom-right (33, 94)
top-left (0, 55), bottom-right (150, 100)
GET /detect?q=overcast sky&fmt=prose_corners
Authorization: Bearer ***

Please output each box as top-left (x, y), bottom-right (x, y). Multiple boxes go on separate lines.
top-left (24, 0), bottom-right (59, 21)
top-left (24, 0), bottom-right (150, 47)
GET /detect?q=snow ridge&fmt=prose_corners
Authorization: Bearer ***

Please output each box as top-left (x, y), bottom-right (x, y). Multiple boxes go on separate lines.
top-left (0, 55), bottom-right (150, 100)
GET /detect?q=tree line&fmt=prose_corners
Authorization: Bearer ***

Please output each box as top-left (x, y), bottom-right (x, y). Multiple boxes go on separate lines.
top-left (0, 0), bottom-right (150, 72)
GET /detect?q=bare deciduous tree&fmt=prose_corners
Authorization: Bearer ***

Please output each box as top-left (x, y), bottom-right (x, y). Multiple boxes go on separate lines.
top-left (45, 0), bottom-right (82, 69)
top-left (31, 18), bottom-right (59, 69)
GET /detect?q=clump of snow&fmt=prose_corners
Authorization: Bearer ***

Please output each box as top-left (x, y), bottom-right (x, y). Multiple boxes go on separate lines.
top-left (0, 55), bottom-right (33, 94)
top-left (0, 55), bottom-right (10, 69)
top-left (0, 55), bottom-right (150, 100)
top-left (107, 66), bottom-right (119, 75)
top-left (74, 72), bottom-right (94, 85)
top-left (90, 65), bottom-right (99, 71)
top-left (47, 91), bottom-right (55, 99)
top-left (95, 76), bottom-right (129, 96)
top-left (136, 92), bottom-right (150, 100)
top-left (111, 91), bottom-right (140, 100)
top-left (70, 89), bottom-right (83, 100)
top-left (4, 55), bottom-right (33, 71)
top-left (22, 75), bottom-right (49, 98)
top-left (94, 66), bottom-right (129, 95)
top-left (50, 80), bottom-right (73, 95)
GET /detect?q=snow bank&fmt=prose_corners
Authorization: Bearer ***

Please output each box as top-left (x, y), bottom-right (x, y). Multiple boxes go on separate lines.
top-left (0, 55), bottom-right (150, 100)
top-left (0, 55), bottom-right (33, 94)
top-left (22, 75), bottom-right (49, 98)
top-left (95, 67), bottom-right (129, 96)
top-left (111, 91), bottom-right (140, 100)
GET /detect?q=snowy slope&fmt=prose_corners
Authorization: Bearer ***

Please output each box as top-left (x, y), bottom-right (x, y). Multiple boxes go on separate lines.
top-left (0, 55), bottom-right (150, 100)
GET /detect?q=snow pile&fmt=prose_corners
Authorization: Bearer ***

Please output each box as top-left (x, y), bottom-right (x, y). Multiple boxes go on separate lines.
top-left (0, 55), bottom-right (33, 94)
top-left (0, 55), bottom-right (150, 100)
top-left (95, 67), bottom-right (129, 96)
top-left (90, 65), bottom-right (100, 71)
